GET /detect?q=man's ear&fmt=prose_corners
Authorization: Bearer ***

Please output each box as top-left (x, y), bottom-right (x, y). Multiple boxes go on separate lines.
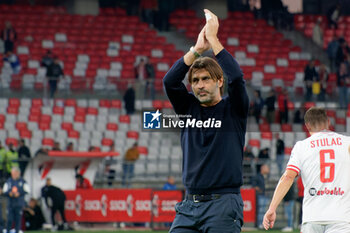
top-left (327, 118), bottom-right (330, 129)
top-left (217, 76), bottom-right (224, 88)
top-left (305, 122), bottom-right (312, 133)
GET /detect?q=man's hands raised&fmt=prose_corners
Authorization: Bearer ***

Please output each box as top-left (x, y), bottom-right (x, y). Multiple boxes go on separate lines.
top-left (194, 9), bottom-right (220, 54)
top-left (194, 26), bottom-right (210, 55)
top-left (203, 9), bottom-right (219, 42)
top-left (203, 9), bottom-right (223, 55)
top-left (184, 9), bottom-right (223, 65)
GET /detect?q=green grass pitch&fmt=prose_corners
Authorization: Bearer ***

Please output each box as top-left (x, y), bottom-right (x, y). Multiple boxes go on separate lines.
top-left (27, 230), bottom-right (300, 233)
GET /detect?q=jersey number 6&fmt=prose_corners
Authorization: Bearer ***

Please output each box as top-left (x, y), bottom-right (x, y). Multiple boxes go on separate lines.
top-left (319, 149), bottom-right (335, 183)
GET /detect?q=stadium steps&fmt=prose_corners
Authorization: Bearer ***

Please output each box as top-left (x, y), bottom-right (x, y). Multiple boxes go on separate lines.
top-left (279, 29), bottom-right (330, 67)
top-left (265, 179), bottom-right (299, 229)
top-left (157, 30), bottom-right (194, 53)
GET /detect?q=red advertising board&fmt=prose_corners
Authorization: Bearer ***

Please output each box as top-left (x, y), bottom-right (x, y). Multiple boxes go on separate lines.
top-left (151, 190), bottom-right (183, 223)
top-left (241, 188), bottom-right (256, 223)
top-left (64, 189), bottom-right (182, 222)
top-left (64, 188), bottom-right (255, 224)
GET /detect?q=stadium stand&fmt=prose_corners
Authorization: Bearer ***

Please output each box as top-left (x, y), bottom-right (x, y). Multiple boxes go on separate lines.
top-left (1, 5), bottom-right (349, 184)
top-left (1, 1), bottom-right (350, 230)
top-left (0, 5), bottom-right (184, 93)
top-left (170, 10), bottom-right (313, 92)
top-left (0, 97), bottom-right (184, 183)
top-left (294, 14), bottom-right (350, 49)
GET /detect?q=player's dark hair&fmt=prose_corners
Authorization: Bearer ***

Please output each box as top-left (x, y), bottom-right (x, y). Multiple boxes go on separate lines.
top-left (188, 57), bottom-right (224, 95)
top-left (304, 107), bottom-right (328, 128)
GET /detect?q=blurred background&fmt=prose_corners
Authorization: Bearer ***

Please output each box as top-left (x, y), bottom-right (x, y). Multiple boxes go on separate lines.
top-left (0, 0), bottom-right (349, 232)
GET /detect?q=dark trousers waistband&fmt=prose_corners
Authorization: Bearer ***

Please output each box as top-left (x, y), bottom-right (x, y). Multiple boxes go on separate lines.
top-left (186, 194), bottom-right (222, 202)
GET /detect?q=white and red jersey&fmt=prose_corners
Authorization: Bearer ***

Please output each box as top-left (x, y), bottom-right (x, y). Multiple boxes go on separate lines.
top-left (286, 130), bottom-right (350, 223)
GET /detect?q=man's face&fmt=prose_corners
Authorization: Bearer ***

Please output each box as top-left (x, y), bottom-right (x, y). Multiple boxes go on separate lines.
top-left (191, 69), bottom-right (222, 106)
top-left (29, 200), bottom-right (36, 208)
top-left (11, 169), bottom-right (20, 180)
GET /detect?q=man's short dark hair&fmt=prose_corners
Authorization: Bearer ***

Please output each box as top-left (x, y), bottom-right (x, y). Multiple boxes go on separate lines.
top-left (188, 57), bottom-right (224, 95)
top-left (304, 107), bottom-right (328, 128)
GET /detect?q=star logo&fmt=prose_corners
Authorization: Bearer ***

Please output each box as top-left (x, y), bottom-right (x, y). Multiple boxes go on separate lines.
top-left (151, 110), bottom-right (162, 122)
top-left (143, 110), bottom-right (162, 129)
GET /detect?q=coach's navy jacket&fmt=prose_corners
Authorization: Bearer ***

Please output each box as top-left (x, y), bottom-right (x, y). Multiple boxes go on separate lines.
top-left (163, 49), bottom-right (249, 194)
top-left (3, 177), bottom-right (29, 207)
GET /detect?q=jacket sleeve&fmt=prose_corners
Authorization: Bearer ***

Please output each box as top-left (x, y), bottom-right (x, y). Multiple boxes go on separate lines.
top-left (2, 181), bottom-right (10, 197)
top-left (216, 49), bottom-right (249, 118)
top-left (163, 57), bottom-right (193, 115)
top-left (19, 180), bottom-right (30, 196)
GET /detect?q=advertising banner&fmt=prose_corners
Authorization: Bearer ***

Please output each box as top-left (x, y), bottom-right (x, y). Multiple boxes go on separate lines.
top-left (64, 189), bottom-right (183, 222)
top-left (241, 188), bottom-right (256, 223)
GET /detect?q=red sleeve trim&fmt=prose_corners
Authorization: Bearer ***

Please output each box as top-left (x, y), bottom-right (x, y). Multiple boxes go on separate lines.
top-left (286, 167), bottom-right (300, 176)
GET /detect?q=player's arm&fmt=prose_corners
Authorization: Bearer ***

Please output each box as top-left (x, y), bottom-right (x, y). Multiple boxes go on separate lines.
top-left (204, 9), bottom-right (249, 118)
top-left (2, 181), bottom-right (10, 197)
top-left (163, 25), bottom-right (210, 114)
top-left (263, 169), bottom-right (297, 230)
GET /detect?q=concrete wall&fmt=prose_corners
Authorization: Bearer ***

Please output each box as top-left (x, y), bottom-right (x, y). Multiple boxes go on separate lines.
top-left (71, 0), bottom-right (99, 15)
top-left (188, 0), bottom-right (228, 19)
top-left (203, 0), bottom-right (227, 19)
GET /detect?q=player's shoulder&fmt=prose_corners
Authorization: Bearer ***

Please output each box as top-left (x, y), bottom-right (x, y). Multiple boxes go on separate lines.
top-left (331, 132), bottom-right (350, 142)
top-left (291, 141), bottom-right (303, 155)
top-left (294, 136), bottom-right (311, 147)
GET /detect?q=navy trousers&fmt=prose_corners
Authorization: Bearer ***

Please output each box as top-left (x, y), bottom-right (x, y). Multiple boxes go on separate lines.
top-left (7, 205), bottom-right (22, 233)
top-left (169, 193), bottom-right (244, 233)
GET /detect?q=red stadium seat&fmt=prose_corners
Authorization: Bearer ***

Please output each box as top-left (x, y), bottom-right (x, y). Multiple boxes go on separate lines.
top-left (106, 123), bottom-right (118, 131)
top-left (29, 114), bottom-right (40, 122)
top-left (68, 130), bottom-right (80, 138)
top-left (7, 107), bottom-right (19, 115)
top-left (326, 110), bottom-right (336, 118)
top-left (259, 123), bottom-right (270, 132)
top-left (119, 115), bottom-right (130, 124)
top-left (101, 138), bottom-right (114, 146)
top-left (15, 122), bottom-right (27, 131)
top-left (74, 114), bottom-right (86, 123)
top-left (87, 107), bottom-right (98, 115)
top-left (249, 139), bottom-right (260, 148)
top-left (41, 115), bottom-right (52, 123)
top-left (53, 106), bottom-right (64, 115)
top-left (99, 100), bottom-right (111, 108)
top-left (152, 100), bottom-right (163, 110)
top-left (127, 131), bottom-right (139, 139)
top-left (30, 107), bottom-right (41, 115)
top-left (65, 99), bottom-right (77, 107)
top-left (0, 114), bottom-right (5, 123)
top-left (6, 138), bottom-right (18, 147)
top-left (9, 98), bottom-right (20, 107)
top-left (284, 147), bottom-right (293, 155)
top-left (39, 122), bottom-right (50, 131)
top-left (42, 138), bottom-right (54, 147)
top-left (75, 107), bottom-right (86, 115)
top-left (336, 118), bottom-right (346, 125)
top-left (304, 102), bottom-right (316, 110)
top-left (20, 130), bottom-right (32, 139)
top-left (61, 122), bottom-right (73, 131)
top-left (138, 146), bottom-right (148, 155)
top-left (261, 132), bottom-right (273, 140)
top-left (281, 124), bottom-right (292, 132)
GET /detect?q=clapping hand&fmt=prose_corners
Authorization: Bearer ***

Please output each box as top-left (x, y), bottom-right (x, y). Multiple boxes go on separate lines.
top-left (194, 25), bottom-right (211, 55)
top-left (203, 9), bottom-right (219, 42)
